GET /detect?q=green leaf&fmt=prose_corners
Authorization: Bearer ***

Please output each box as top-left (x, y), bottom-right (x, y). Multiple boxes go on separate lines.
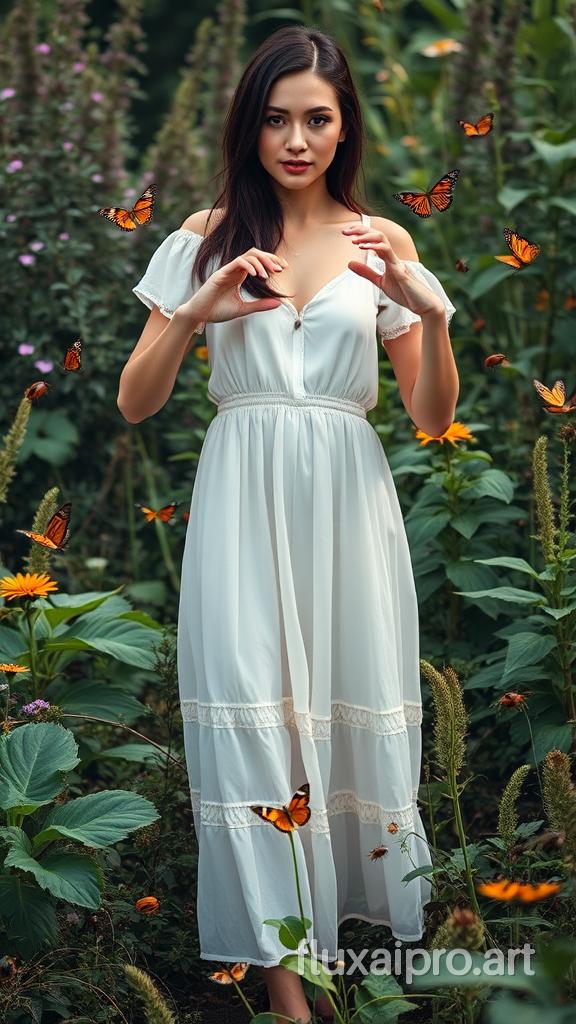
top-left (474, 557), bottom-right (538, 578)
top-left (531, 137), bottom-right (576, 168)
top-left (47, 679), bottom-right (149, 724)
top-left (81, 742), bottom-right (170, 766)
top-left (3, 832), bottom-right (103, 909)
top-left (33, 789), bottom-right (160, 850)
top-left (548, 196), bottom-right (576, 218)
top-left (0, 723), bottom-right (80, 812)
top-left (405, 511), bottom-right (451, 546)
top-left (452, 586), bottom-right (544, 604)
top-left (0, 873), bottom-right (59, 956)
top-left (497, 185), bottom-right (541, 213)
top-left (504, 633), bottom-right (556, 677)
top-left (44, 617), bottom-right (162, 669)
top-left (465, 469), bottom-right (514, 503)
top-left (529, 724), bottom-right (573, 764)
top-left (40, 588), bottom-right (126, 628)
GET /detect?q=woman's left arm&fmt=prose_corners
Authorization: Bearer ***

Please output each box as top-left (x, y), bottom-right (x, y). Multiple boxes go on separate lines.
top-left (344, 217), bottom-right (459, 437)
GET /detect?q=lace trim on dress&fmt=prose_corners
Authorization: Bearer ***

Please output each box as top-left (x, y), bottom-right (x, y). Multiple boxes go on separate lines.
top-left (133, 286), bottom-right (205, 334)
top-left (180, 696), bottom-right (423, 733)
top-left (189, 788), bottom-right (418, 833)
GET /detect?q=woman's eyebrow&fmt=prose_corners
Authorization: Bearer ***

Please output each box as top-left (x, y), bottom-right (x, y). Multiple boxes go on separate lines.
top-left (265, 105), bottom-right (334, 113)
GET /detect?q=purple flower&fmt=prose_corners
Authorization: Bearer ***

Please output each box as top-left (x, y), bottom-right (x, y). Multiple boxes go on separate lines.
top-left (91, 173), bottom-right (103, 183)
top-left (5, 214), bottom-right (17, 223)
top-left (62, 141), bottom-right (73, 152)
top-left (90, 91), bottom-right (104, 103)
top-left (34, 359), bottom-right (53, 373)
top-left (35, 43), bottom-right (51, 54)
top-left (72, 62), bottom-right (85, 73)
top-left (58, 232), bottom-right (69, 241)
top-left (19, 254), bottom-right (35, 266)
top-left (18, 343), bottom-right (35, 355)
top-left (21, 698), bottom-right (51, 716)
top-left (29, 240), bottom-right (45, 252)
top-left (1, 88), bottom-right (16, 101)
top-left (60, 101), bottom-right (74, 111)
top-left (7, 159), bottom-right (23, 173)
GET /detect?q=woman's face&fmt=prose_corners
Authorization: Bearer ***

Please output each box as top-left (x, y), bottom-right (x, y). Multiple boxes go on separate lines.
top-left (258, 71), bottom-right (346, 190)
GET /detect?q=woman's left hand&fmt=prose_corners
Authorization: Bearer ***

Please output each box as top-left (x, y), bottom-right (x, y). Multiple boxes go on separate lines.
top-left (343, 222), bottom-right (445, 318)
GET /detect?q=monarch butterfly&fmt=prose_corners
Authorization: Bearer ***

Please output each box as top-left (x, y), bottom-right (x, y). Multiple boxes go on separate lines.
top-left (209, 963), bottom-right (250, 985)
top-left (456, 112), bottom-right (494, 137)
top-left (15, 502), bottom-right (72, 550)
top-left (24, 381), bottom-right (50, 401)
top-left (60, 339), bottom-right (82, 373)
top-left (495, 228), bottom-right (541, 270)
top-left (250, 783), bottom-right (311, 833)
top-left (98, 183), bottom-right (156, 232)
top-left (533, 378), bottom-right (576, 414)
top-left (393, 169), bottom-right (460, 218)
top-left (134, 501), bottom-right (179, 523)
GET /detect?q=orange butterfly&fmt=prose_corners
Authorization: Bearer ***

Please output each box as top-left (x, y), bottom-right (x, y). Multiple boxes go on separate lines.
top-left (24, 381), bottom-right (50, 401)
top-left (60, 339), bottom-right (82, 373)
top-left (209, 963), bottom-right (250, 985)
top-left (135, 501), bottom-right (179, 523)
top-left (495, 228), bottom-right (541, 270)
top-left (393, 169), bottom-right (460, 218)
top-left (456, 112), bottom-right (494, 137)
top-left (98, 183), bottom-right (156, 232)
top-left (533, 378), bottom-right (576, 414)
top-left (15, 502), bottom-right (72, 550)
top-left (250, 783), bottom-right (311, 833)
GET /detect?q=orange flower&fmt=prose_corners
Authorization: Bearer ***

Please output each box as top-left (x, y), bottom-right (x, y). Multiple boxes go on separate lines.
top-left (0, 663), bottom-right (29, 673)
top-left (387, 822), bottom-right (399, 834)
top-left (194, 346), bottom-right (209, 361)
top-left (0, 572), bottom-right (59, 601)
top-left (565, 292), bottom-right (576, 311)
top-left (535, 288), bottom-right (549, 311)
top-left (420, 38), bottom-right (463, 57)
top-left (415, 421), bottom-right (475, 447)
top-left (135, 896), bottom-right (160, 914)
top-left (400, 135), bottom-right (419, 149)
top-left (472, 318), bottom-right (486, 332)
top-left (476, 878), bottom-right (561, 902)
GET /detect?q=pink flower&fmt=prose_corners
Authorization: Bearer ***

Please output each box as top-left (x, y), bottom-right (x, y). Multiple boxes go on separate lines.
top-left (91, 173), bottom-right (103, 183)
top-left (62, 141), bottom-right (73, 152)
top-left (72, 62), bottom-right (85, 73)
top-left (34, 359), bottom-right (53, 373)
top-left (7, 159), bottom-right (23, 173)
top-left (58, 232), bottom-right (69, 241)
top-left (5, 214), bottom-right (17, 223)
top-left (29, 241), bottom-right (45, 252)
top-left (90, 91), bottom-right (104, 103)
top-left (19, 254), bottom-right (35, 266)
top-left (34, 43), bottom-right (51, 55)
top-left (60, 101), bottom-right (74, 111)
top-left (0, 88), bottom-right (16, 101)
top-left (18, 343), bottom-right (35, 355)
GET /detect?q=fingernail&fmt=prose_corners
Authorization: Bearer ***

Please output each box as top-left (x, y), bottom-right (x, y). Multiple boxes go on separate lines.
top-left (260, 270), bottom-right (268, 278)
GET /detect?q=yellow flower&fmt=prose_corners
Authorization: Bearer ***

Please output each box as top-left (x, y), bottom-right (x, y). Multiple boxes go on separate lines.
top-left (0, 572), bottom-right (59, 601)
top-left (0, 663), bottom-right (29, 672)
top-left (415, 421), bottom-right (474, 447)
top-left (420, 38), bottom-right (464, 57)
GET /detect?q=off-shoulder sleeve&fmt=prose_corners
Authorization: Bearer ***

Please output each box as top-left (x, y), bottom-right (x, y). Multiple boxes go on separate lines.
top-left (375, 258), bottom-right (456, 345)
top-left (132, 229), bottom-right (203, 320)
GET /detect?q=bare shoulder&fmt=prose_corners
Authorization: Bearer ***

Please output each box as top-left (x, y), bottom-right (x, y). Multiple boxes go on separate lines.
top-left (179, 207), bottom-right (226, 238)
top-left (370, 215), bottom-right (420, 261)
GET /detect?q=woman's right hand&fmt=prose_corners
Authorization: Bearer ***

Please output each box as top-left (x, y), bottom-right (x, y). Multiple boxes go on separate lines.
top-left (177, 248), bottom-right (289, 325)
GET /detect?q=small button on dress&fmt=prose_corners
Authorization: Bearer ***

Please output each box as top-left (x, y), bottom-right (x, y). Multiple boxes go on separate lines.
top-left (132, 212), bottom-right (457, 967)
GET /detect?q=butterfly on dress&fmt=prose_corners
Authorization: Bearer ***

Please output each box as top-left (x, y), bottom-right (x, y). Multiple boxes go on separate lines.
top-left (60, 339), bottom-right (82, 373)
top-left (393, 169), bottom-right (460, 218)
top-left (24, 381), bottom-right (51, 401)
top-left (494, 228), bottom-right (541, 270)
top-left (209, 963), bottom-right (250, 985)
top-left (15, 502), bottom-right (72, 551)
top-left (250, 783), bottom-right (311, 833)
top-left (533, 378), bottom-right (576, 414)
top-left (98, 183), bottom-right (156, 232)
top-left (456, 112), bottom-right (494, 137)
top-left (134, 501), bottom-right (179, 523)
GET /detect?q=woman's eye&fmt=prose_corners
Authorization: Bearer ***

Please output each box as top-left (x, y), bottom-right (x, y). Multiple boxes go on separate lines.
top-left (265, 115), bottom-right (330, 127)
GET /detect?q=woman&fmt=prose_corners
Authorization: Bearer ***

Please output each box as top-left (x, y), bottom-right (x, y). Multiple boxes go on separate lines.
top-left (119, 24), bottom-right (458, 1024)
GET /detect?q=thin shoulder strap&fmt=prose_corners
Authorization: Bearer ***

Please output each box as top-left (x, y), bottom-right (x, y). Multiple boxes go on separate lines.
top-left (361, 212), bottom-right (370, 228)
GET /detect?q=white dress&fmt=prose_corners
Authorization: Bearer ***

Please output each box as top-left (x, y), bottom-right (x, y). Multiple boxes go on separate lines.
top-left (132, 212), bottom-right (456, 967)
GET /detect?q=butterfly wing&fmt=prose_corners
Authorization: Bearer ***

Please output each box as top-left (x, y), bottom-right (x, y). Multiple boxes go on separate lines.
top-left (62, 339), bottom-right (82, 372)
top-left (98, 184), bottom-right (156, 231)
top-left (456, 112), bottom-right (494, 136)
top-left (251, 783), bottom-right (310, 833)
top-left (44, 502), bottom-right (72, 548)
top-left (135, 504), bottom-right (159, 523)
top-left (286, 784), bottom-right (311, 828)
top-left (499, 228), bottom-right (541, 269)
top-left (156, 501), bottom-right (178, 523)
top-left (393, 190), bottom-right (432, 218)
top-left (428, 169), bottom-right (460, 212)
top-left (131, 184), bottom-right (156, 227)
top-left (533, 379), bottom-right (565, 407)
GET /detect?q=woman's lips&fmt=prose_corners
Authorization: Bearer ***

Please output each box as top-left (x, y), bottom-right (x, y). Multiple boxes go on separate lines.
top-left (281, 162), bottom-right (311, 173)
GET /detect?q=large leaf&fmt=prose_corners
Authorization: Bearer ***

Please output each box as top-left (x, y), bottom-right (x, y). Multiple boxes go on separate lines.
top-left (43, 616), bottom-right (162, 669)
top-left (33, 789), bottom-right (160, 850)
top-left (452, 586), bottom-right (545, 605)
top-left (0, 723), bottom-right (80, 812)
top-left (38, 588), bottom-right (126, 628)
top-left (474, 556), bottom-right (539, 578)
top-left (405, 511), bottom-right (451, 546)
top-left (2, 829), bottom-right (102, 909)
top-left (0, 624), bottom-right (29, 662)
top-left (46, 678), bottom-right (150, 724)
top-left (464, 469), bottom-right (514, 504)
top-left (81, 742), bottom-right (171, 766)
top-left (531, 137), bottom-right (576, 168)
top-left (504, 633), bottom-right (557, 677)
top-left (0, 872), bottom-right (59, 956)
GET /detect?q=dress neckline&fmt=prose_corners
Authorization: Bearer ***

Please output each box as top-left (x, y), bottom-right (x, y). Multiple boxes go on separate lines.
top-left (176, 212), bottom-right (371, 320)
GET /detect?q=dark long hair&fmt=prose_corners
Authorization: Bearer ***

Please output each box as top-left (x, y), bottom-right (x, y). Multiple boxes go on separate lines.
top-left (192, 25), bottom-right (371, 302)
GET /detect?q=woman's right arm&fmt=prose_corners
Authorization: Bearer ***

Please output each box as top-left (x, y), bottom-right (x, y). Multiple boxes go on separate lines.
top-left (117, 300), bottom-right (206, 424)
